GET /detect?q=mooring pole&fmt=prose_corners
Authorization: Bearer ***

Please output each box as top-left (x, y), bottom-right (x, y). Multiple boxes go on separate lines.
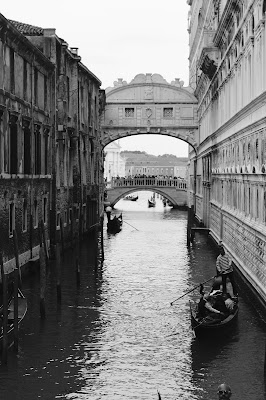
top-left (55, 230), bottom-right (62, 303)
top-left (38, 223), bottom-right (46, 319)
top-left (101, 216), bottom-right (104, 261)
top-left (12, 229), bottom-right (19, 353)
top-left (187, 207), bottom-right (192, 246)
top-left (1, 252), bottom-right (8, 364)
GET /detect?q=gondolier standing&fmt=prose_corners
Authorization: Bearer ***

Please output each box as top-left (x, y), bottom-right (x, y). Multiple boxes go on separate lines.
top-left (216, 243), bottom-right (238, 297)
top-left (105, 205), bottom-right (112, 222)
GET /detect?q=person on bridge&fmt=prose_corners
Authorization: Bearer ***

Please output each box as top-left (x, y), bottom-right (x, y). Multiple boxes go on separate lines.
top-left (217, 383), bottom-right (232, 399)
top-left (216, 243), bottom-right (238, 298)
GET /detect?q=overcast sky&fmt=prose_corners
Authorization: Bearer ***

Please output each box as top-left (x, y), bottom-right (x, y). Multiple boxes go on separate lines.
top-left (2, 1), bottom-right (190, 157)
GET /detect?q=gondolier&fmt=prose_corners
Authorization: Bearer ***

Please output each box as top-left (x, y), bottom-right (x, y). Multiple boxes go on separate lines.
top-left (216, 243), bottom-right (238, 297)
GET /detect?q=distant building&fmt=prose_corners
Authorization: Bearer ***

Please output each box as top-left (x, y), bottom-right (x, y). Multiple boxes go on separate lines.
top-left (125, 159), bottom-right (187, 178)
top-left (104, 141), bottom-right (126, 181)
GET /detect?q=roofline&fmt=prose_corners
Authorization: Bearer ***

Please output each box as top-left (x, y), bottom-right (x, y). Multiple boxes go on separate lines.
top-left (0, 13), bottom-right (54, 70)
top-left (106, 82), bottom-right (197, 101)
top-left (78, 61), bottom-right (102, 86)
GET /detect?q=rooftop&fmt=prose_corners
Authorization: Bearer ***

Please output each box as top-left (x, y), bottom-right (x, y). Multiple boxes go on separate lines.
top-left (9, 19), bottom-right (44, 36)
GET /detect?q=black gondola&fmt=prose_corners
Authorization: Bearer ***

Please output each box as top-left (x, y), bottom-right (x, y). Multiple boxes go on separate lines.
top-left (107, 213), bottom-right (123, 233)
top-left (189, 280), bottom-right (239, 338)
top-left (0, 288), bottom-right (27, 350)
top-left (148, 199), bottom-right (156, 208)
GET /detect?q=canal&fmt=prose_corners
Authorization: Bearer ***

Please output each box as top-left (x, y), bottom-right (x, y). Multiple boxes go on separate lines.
top-left (1, 191), bottom-right (266, 400)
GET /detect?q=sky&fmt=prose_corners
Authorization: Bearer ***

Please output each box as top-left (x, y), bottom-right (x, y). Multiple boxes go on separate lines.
top-left (1, 1), bottom-right (190, 157)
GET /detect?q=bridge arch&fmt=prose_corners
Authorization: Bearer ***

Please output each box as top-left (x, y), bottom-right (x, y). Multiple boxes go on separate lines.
top-left (101, 73), bottom-right (199, 152)
top-left (105, 177), bottom-right (188, 208)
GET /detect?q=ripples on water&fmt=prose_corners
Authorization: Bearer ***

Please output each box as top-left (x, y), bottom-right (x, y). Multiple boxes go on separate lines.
top-left (1, 192), bottom-right (266, 400)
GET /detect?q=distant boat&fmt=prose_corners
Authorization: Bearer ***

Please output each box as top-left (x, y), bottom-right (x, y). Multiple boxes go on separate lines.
top-left (148, 199), bottom-right (156, 208)
top-left (123, 195), bottom-right (138, 201)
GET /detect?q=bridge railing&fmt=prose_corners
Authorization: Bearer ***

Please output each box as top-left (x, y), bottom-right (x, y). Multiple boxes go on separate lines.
top-left (110, 177), bottom-right (187, 189)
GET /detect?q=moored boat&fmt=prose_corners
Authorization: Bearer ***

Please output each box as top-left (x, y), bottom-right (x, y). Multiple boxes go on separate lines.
top-left (0, 288), bottom-right (27, 350)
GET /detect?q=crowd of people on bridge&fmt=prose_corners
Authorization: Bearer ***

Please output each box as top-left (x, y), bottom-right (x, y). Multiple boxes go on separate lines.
top-left (111, 174), bottom-right (185, 181)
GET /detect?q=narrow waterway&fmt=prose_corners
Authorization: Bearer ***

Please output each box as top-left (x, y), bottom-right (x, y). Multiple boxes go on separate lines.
top-left (1, 191), bottom-right (266, 400)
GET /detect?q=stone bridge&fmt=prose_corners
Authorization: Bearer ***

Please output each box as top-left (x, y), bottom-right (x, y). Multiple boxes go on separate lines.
top-left (105, 177), bottom-right (188, 208)
top-left (101, 73), bottom-right (198, 151)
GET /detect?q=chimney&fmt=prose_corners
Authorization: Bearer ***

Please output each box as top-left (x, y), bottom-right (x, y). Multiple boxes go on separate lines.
top-left (70, 47), bottom-right (79, 55)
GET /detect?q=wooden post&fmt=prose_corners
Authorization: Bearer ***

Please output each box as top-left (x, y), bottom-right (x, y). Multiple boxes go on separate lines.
top-left (187, 207), bottom-right (192, 246)
top-left (101, 217), bottom-right (104, 261)
top-left (38, 223), bottom-right (46, 319)
top-left (55, 230), bottom-right (61, 303)
top-left (12, 230), bottom-right (19, 353)
top-left (60, 217), bottom-right (64, 259)
top-left (1, 253), bottom-right (8, 364)
top-left (75, 244), bottom-right (80, 287)
top-left (40, 220), bottom-right (49, 264)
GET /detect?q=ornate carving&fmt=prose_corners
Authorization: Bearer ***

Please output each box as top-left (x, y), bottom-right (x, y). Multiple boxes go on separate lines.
top-left (144, 87), bottom-right (153, 100)
top-left (146, 108), bottom-right (152, 118)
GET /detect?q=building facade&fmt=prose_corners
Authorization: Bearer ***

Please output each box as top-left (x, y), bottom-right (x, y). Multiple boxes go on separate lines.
top-left (0, 13), bottom-right (55, 272)
top-left (0, 12), bottom-right (105, 273)
top-left (188, 0), bottom-right (266, 302)
top-left (104, 140), bottom-right (126, 181)
top-left (10, 19), bottom-right (105, 247)
top-left (125, 162), bottom-right (187, 178)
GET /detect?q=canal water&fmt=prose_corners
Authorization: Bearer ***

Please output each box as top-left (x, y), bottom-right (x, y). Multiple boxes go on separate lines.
top-left (1, 191), bottom-right (266, 400)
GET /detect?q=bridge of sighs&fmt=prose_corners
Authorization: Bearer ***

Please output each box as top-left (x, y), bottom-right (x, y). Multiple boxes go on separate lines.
top-left (100, 73), bottom-right (199, 206)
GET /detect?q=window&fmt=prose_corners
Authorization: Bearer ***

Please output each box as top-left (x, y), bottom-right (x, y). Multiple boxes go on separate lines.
top-left (23, 59), bottom-right (27, 100)
top-left (9, 115), bottom-right (18, 174)
top-left (22, 199), bottom-right (27, 232)
top-left (43, 196), bottom-right (48, 225)
top-left (34, 200), bottom-right (38, 228)
top-left (34, 125), bottom-right (41, 174)
top-left (69, 208), bottom-right (72, 224)
top-left (76, 205), bottom-right (80, 222)
top-left (10, 48), bottom-right (15, 94)
top-left (83, 204), bottom-right (86, 230)
top-left (66, 76), bottom-right (70, 114)
top-left (34, 68), bottom-right (38, 106)
top-left (56, 212), bottom-right (60, 230)
top-left (125, 108), bottom-right (134, 118)
top-left (9, 201), bottom-right (15, 237)
top-left (163, 108), bottom-right (173, 118)
top-left (64, 210), bottom-right (67, 226)
top-left (23, 119), bottom-right (31, 175)
top-left (44, 128), bottom-right (49, 175)
top-left (44, 75), bottom-right (47, 109)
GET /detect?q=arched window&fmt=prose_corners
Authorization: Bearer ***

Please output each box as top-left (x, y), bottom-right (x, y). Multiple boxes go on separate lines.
top-left (263, 0), bottom-right (266, 15)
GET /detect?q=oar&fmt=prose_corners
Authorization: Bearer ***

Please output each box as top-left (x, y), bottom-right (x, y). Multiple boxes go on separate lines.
top-left (157, 390), bottom-right (162, 400)
top-left (123, 220), bottom-right (139, 231)
top-left (170, 276), bottom-right (215, 306)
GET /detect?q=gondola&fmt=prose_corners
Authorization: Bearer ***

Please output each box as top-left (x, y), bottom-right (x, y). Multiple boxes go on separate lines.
top-left (0, 288), bottom-right (27, 350)
top-left (123, 195), bottom-right (138, 201)
top-left (190, 288), bottom-right (238, 338)
top-left (148, 199), bottom-right (156, 208)
top-left (107, 213), bottom-right (123, 233)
